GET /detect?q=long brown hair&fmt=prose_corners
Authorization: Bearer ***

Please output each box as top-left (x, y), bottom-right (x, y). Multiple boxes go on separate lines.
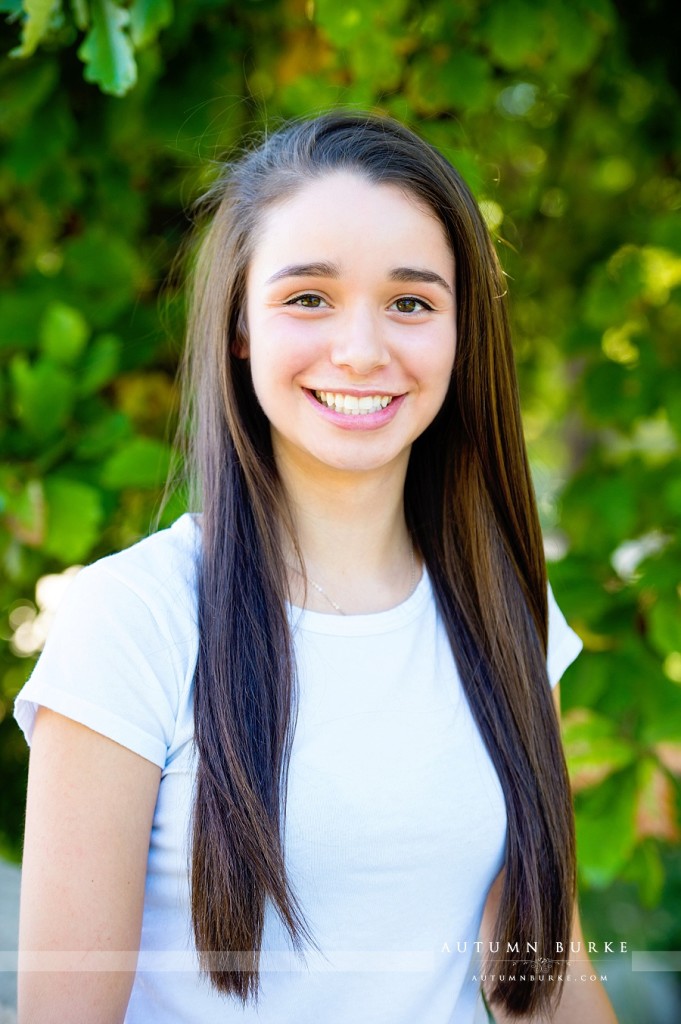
top-left (179, 111), bottom-right (575, 1018)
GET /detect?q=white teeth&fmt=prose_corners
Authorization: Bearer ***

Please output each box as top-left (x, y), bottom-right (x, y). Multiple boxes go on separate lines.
top-left (313, 391), bottom-right (395, 415)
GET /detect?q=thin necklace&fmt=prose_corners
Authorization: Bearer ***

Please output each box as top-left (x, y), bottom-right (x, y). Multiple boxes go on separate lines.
top-left (291, 547), bottom-right (418, 616)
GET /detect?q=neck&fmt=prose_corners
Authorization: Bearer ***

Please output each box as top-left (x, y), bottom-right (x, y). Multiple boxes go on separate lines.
top-left (275, 446), bottom-right (416, 614)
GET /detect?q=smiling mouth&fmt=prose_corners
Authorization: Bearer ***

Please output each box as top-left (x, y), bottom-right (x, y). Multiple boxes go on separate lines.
top-left (312, 390), bottom-right (395, 415)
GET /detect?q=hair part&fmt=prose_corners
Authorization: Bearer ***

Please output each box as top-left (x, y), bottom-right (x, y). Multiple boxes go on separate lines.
top-left (179, 110), bottom-right (575, 1018)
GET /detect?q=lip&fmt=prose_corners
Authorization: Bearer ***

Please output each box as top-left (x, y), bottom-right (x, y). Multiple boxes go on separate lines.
top-left (302, 388), bottom-right (406, 430)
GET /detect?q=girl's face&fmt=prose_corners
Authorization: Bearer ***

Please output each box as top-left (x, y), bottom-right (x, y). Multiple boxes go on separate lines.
top-left (244, 172), bottom-right (457, 479)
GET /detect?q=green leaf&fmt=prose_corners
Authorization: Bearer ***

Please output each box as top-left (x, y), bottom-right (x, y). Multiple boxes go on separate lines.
top-left (576, 768), bottom-right (637, 887)
top-left (481, 0), bottom-right (546, 70)
top-left (582, 269), bottom-right (627, 329)
top-left (314, 0), bottom-right (405, 49)
top-left (665, 383), bottom-right (681, 441)
top-left (441, 51), bottom-right (490, 112)
top-left (62, 227), bottom-right (143, 326)
top-left (582, 359), bottom-right (656, 428)
top-left (648, 598), bottom-right (681, 658)
top-left (550, 3), bottom-right (601, 74)
top-left (0, 292), bottom-right (46, 353)
top-left (5, 94), bottom-right (76, 184)
top-left (9, 356), bottom-right (75, 440)
top-left (10, 0), bottom-right (60, 58)
top-left (77, 334), bottom-right (122, 395)
top-left (40, 302), bottom-right (89, 365)
top-left (0, 60), bottom-right (58, 136)
top-left (129, 0), bottom-right (173, 48)
top-left (563, 709), bottom-right (637, 791)
top-left (77, 0), bottom-right (137, 97)
top-left (43, 477), bottom-right (104, 562)
top-left (620, 840), bottom-right (665, 909)
top-left (70, 0), bottom-right (88, 30)
top-left (407, 50), bottom-right (490, 116)
top-left (664, 473), bottom-right (681, 516)
top-left (0, 1), bottom-right (24, 14)
top-left (347, 34), bottom-right (402, 94)
top-left (100, 437), bottom-right (172, 489)
top-left (73, 411), bottom-right (131, 460)
top-left (560, 473), bottom-right (638, 554)
top-left (583, 0), bottom-right (616, 30)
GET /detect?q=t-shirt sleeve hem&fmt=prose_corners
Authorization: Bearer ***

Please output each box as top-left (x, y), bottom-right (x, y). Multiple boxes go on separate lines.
top-left (546, 629), bottom-right (583, 688)
top-left (14, 686), bottom-right (167, 768)
top-left (546, 582), bottom-right (584, 688)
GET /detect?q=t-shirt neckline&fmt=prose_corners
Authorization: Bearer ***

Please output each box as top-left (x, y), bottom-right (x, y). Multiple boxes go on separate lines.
top-left (179, 512), bottom-right (433, 638)
top-left (288, 566), bottom-right (432, 636)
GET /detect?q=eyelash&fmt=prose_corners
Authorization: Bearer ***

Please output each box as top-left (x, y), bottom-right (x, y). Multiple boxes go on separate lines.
top-left (391, 296), bottom-right (434, 314)
top-left (284, 293), bottom-right (328, 308)
top-left (284, 293), bottom-right (434, 313)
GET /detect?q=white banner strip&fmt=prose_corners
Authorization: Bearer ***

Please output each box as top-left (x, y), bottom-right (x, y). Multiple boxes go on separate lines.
top-left (631, 952), bottom-right (681, 972)
top-left (0, 950), bottom-right (436, 973)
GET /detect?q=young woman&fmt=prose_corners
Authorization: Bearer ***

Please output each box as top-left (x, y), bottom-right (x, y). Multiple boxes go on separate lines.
top-left (15, 112), bottom-right (618, 1023)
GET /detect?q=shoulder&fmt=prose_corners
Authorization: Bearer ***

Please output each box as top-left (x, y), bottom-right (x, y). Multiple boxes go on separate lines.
top-left (14, 514), bottom-right (202, 768)
top-left (53, 513), bottom-right (202, 656)
top-left (80, 513), bottom-right (201, 623)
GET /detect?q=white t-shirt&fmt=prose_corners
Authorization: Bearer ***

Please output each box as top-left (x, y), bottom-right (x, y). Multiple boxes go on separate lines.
top-left (14, 513), bottom-right (582, 1024)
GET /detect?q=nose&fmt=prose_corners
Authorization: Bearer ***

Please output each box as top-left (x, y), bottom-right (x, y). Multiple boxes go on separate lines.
top-left (329, 304), bottom-right (390, 375)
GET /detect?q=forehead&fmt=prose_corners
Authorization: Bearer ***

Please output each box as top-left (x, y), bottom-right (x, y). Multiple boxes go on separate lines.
top-left (248, 171), bottom-right (454, 278)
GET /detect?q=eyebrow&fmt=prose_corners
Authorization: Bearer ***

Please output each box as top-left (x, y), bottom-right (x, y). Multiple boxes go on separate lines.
top-left (265, 261), bottom-right (453, 295)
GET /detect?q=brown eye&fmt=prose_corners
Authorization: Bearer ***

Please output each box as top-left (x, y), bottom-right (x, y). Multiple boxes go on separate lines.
top-left (393, 297), bottom-right (431, 314)
top-left (286, 293), bottom-right (324, 308)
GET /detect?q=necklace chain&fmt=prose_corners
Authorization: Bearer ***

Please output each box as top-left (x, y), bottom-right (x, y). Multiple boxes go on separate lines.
top-left (291, 547), bottom-right (417, 616)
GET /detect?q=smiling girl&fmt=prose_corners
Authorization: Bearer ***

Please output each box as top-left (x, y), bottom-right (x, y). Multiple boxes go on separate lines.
top-left (14, 112), bottom-right (617, 1023)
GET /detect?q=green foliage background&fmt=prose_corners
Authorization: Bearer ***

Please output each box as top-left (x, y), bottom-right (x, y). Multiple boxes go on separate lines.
top-left (1, 0), bottom-right (680, 1004)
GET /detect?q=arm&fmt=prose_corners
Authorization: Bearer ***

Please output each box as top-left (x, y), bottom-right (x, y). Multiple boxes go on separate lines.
top-left (479, 685), bottom-right (618, 1023)
top-left (18, 707), bottom-right (161, 1024)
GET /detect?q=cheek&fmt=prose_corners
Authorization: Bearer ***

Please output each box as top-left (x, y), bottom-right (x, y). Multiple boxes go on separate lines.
top-left (249, 317), bottom-right (326, 383)
top-left (247, 326), bottom-right (318, 413)
top-left (410, 328), bottom-right (456, 393)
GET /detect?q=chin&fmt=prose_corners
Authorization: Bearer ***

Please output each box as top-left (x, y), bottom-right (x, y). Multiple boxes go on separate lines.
top-left (309, 447), bottom-right (408, 474)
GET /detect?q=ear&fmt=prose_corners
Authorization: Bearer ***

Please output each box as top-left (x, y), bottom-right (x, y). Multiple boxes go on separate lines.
top-left (231, 310), bottom-right (249, 359)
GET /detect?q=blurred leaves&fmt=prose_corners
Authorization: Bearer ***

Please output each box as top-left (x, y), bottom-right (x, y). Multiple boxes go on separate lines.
top-left (43, 476), bottom-right (104, 561)
top-left (563, 708), bottom-right (636, 792)
top-left (9, 356), bottom-right (75, 440)
top-left (100, 437), bottom-right (172, 489)
top-left (129, 0), bottom-right (172, 50)
top-left (40, 302), bottom-right (89, 364)
top-left (481, 0), bottom-right (546, 69)
top-left (7, 0), bottom-right (173, 96)
top-left (576, 767), bottom-right (638, 887)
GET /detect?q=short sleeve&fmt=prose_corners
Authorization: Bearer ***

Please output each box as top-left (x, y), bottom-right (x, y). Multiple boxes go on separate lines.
top-left (14, 564), bottom-right (184, 768)
top-left (546, 583), bottom-right (583, 688)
